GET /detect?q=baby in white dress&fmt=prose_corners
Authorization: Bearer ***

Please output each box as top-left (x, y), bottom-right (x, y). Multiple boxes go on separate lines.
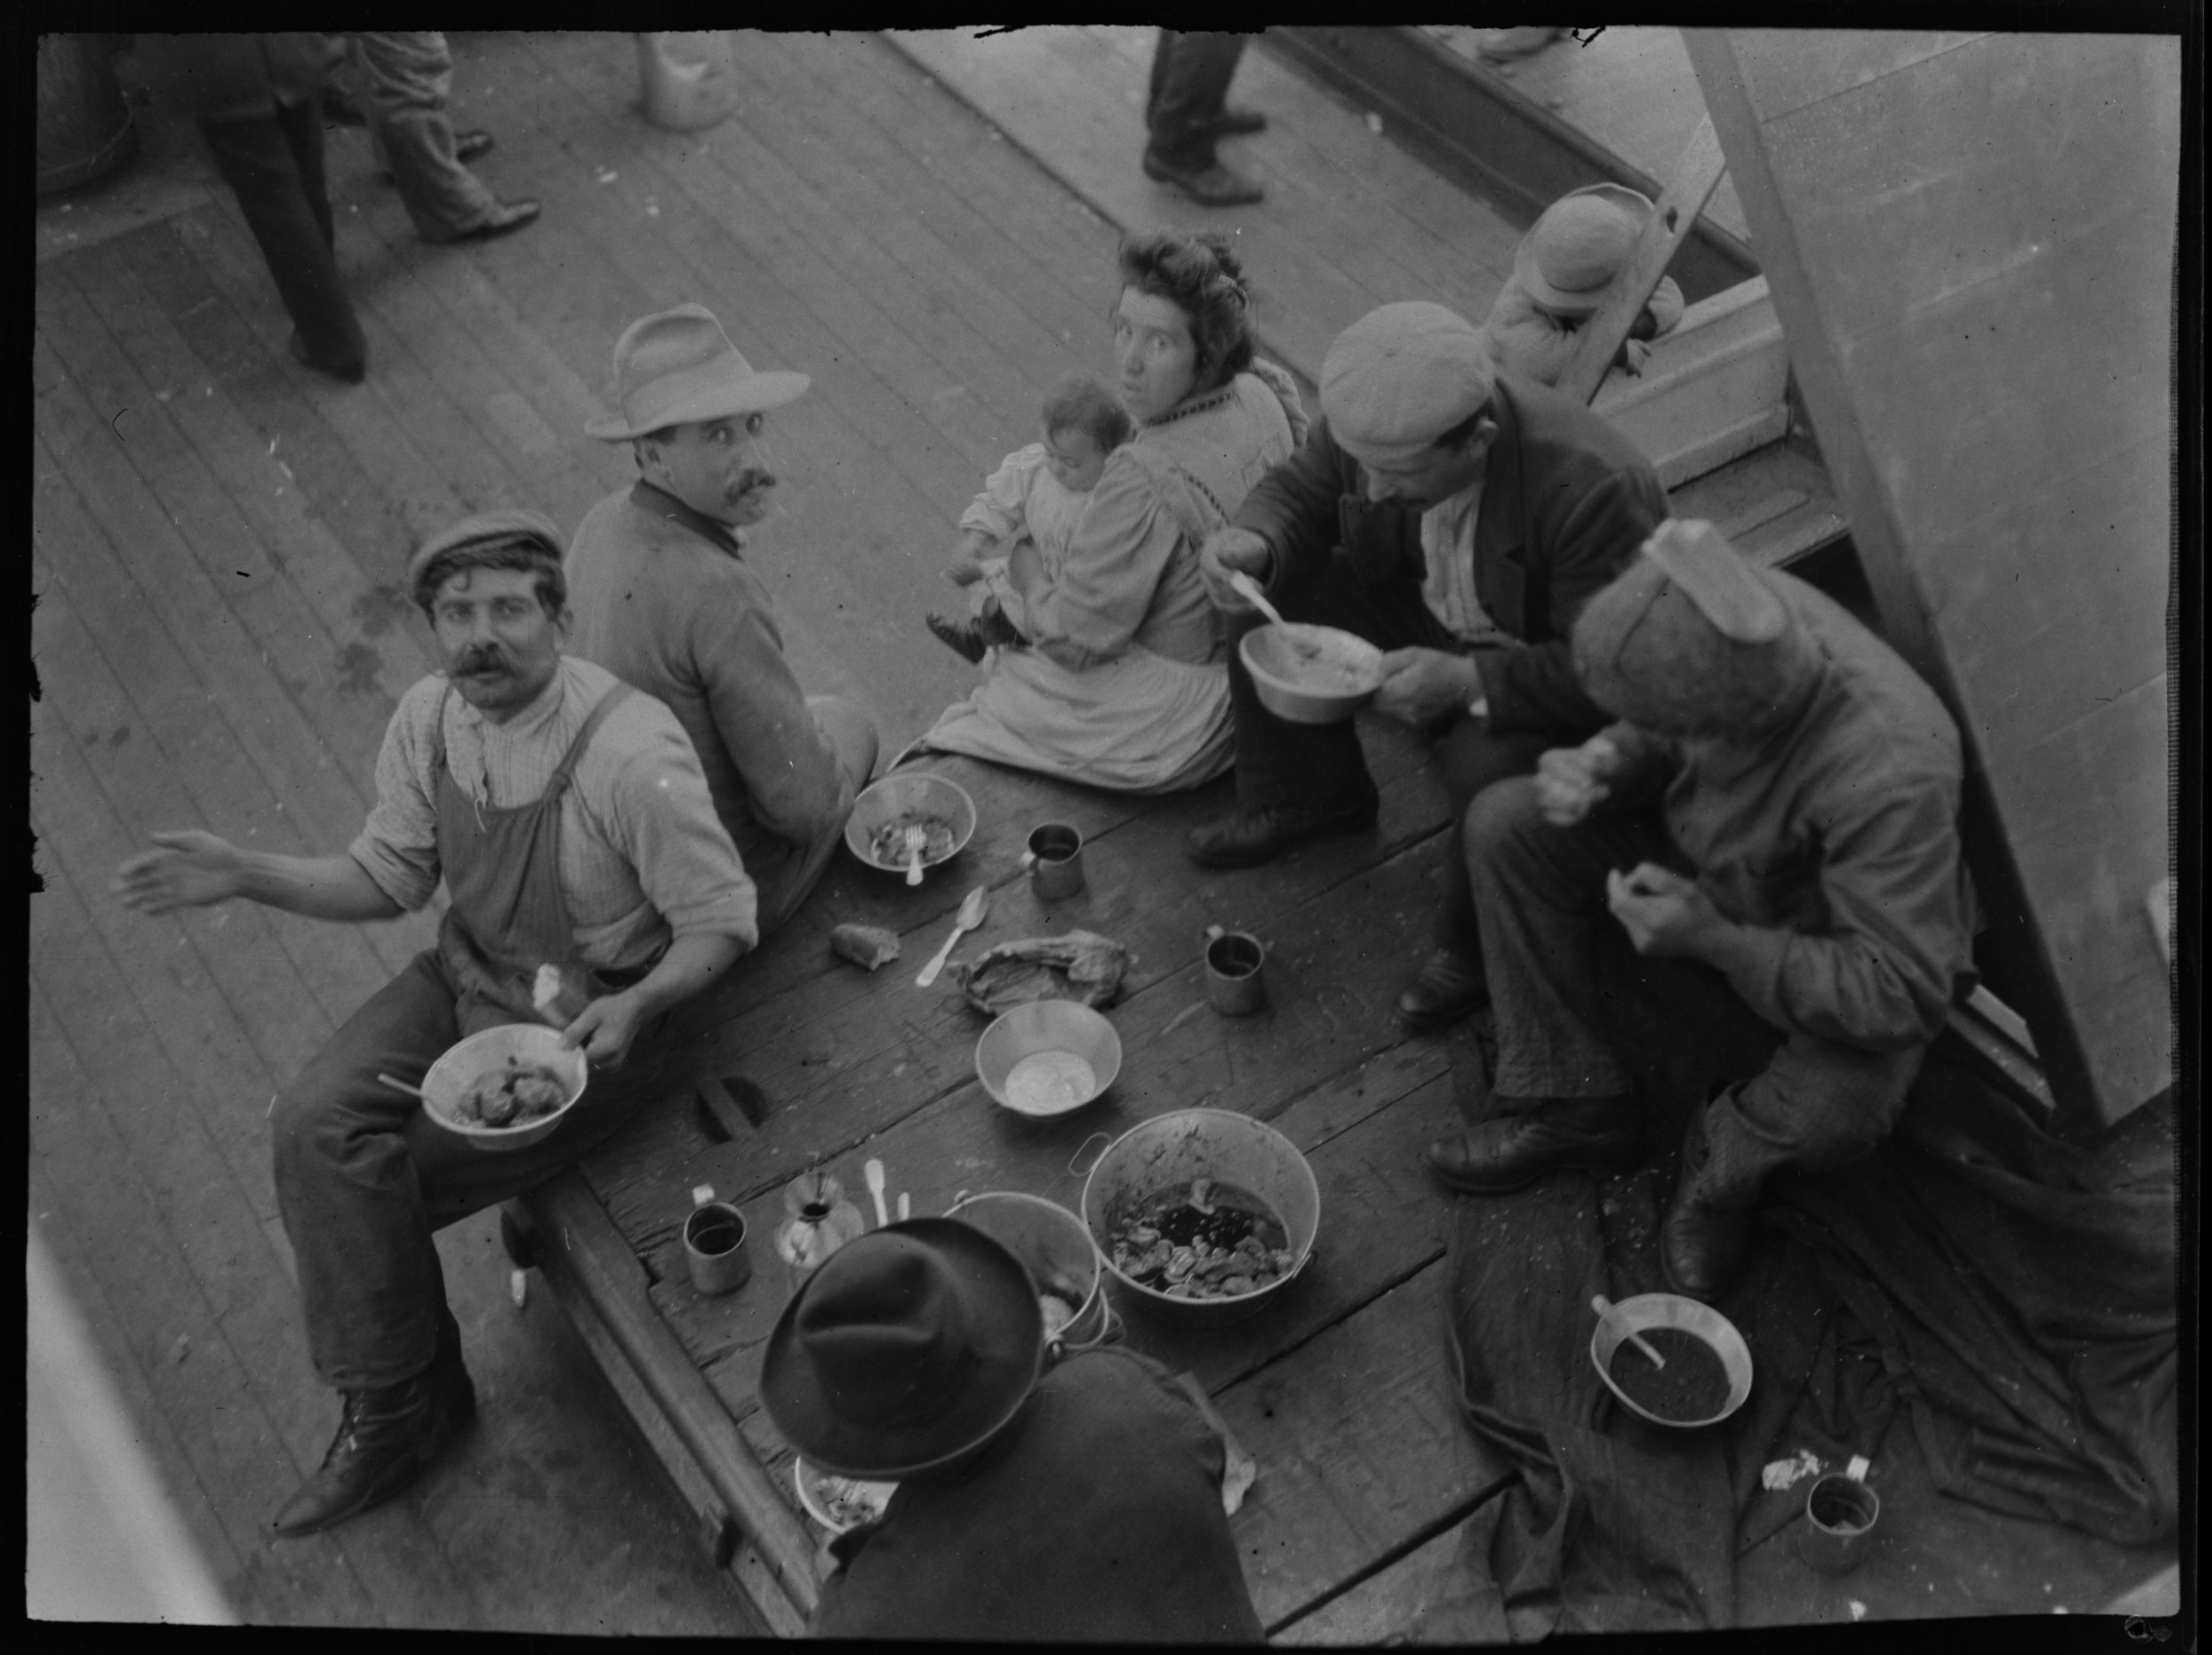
top-left (928, 373), bottom-right (1133, 663)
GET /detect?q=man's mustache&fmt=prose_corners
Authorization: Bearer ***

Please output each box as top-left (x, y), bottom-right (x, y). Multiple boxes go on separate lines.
top-left (455, 647), bottom-right (510, 675)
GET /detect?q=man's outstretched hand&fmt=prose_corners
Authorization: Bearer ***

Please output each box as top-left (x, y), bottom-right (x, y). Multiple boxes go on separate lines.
top-left (111, 830), bottom-right (246, 914)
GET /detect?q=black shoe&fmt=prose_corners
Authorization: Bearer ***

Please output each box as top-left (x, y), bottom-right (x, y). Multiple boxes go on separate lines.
top-left (288, 329), bottom-right (365, 385)
top-left (270, 1350), bottom-right (476, 1537)
top-left (438, 197), bottom-right (541, 243)
top-left (454, 128), bottom-right (495, 166)
top-left (1659, 1113), bottom-right (1760, 1301)
top-left (1141, 151), bottom-right (1264, 207)
top-left (926, 612), bottom-right (988, 665)
top-left (1425, 1094), bottom-right (1642, 1194)
top-left (1202, 106), bottom-right (1268, 137)
top-left (1397, 946), bottom-right (1488, 1032)
top-left (1185, 788), bottom-right (1379, 868)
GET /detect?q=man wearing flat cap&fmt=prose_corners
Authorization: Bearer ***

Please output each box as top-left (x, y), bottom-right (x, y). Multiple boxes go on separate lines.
top-left (1194, 300), bottom-right (1668, 1035)
top-left (1430, 520), bottom-right (1975, 1303)
top-left (112, 511), bottom-right (759, 1536)
top-left (567, 304), bottom-right (879, 940)
top-left (763, 1222), bottom-right (1264, 1642)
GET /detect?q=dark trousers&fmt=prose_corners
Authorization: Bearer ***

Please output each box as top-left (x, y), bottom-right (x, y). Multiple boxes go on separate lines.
top-left (272, 949), bottom-right (683, 1389)
top-left (1228, 555), bottom-right (1555, 951)
top-left (1464, 776), bottom-right (1925, 1189)
top-left (1144, 30), bottom-right (1248, 170)
top-left (197, 96), bottom-right (365, 373)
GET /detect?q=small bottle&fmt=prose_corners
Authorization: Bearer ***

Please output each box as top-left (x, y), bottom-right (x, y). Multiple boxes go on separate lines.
top-left (775, 1169), bottom-right (867, 1296)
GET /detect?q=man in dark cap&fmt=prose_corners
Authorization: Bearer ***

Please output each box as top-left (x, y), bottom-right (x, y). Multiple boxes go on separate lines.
top-left (1194, 300), bottom-right (1668, 1035)
top-left (1426, 519), bottom-right (1975, 1302)
top-left (764, 1222), bottom-right (1264, 1642)
top-left (112, 511), bottom-right (758, 1536)
top-left (568, 304), bottom-right (878, 940)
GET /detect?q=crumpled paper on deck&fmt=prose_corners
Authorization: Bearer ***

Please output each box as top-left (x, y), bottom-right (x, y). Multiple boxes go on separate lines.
top-left (949, 930), bottom-right (1132, 1014)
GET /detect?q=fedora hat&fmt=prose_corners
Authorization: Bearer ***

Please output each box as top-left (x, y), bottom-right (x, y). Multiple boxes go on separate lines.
top-left (761, 1220), bottom-right (1044, 1481)
top-left (584, 304), bottom-right (810, 441)
top-left (1512, 183), bottom-right (1657, 318)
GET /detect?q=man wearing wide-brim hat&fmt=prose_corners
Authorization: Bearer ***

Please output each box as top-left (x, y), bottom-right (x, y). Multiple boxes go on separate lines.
top-left (1432, 519), bottom-right (1973, 1304)
top-left (1478, 183), bottom-right (1686, 389)
top-left (1192, 300), bottom-right (1668, 1040)
top-left (111, 511), bottom-right (760, 1536)
top-left (763, 1222), bottom-right (1264, 1642)
top-left (567, 304), bottom-right (879, 940)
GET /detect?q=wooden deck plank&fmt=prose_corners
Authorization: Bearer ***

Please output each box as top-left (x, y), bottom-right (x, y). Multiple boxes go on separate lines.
top-left (29, 399), bottom-right (395, 1051)
top-left (27, 980), bottom-right (408, 1628)
top-left (1215, 1263), bottom-right (1511, 1630)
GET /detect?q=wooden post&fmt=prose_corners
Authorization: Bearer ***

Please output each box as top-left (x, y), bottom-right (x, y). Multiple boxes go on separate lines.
top-left (1683, 29), bottom-right (2178, 1127)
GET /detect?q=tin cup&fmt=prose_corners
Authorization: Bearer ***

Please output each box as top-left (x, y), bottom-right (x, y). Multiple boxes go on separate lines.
top-left (1795, 1465), bottom-right (1879, 1576)
top-left (683, 1183), bottom-right (752, 1297)
top-left (1022, 823), bottom-right (1086, 900)
top-left (1204, 925), bottom-right (1268, 1017)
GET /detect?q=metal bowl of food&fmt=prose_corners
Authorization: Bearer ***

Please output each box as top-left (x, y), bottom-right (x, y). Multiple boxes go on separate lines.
top-left (844, 771), bottom-right (979, 879)
top-left (947, 1191), bottom-right (1113, 1355)
top-left (1081, 1108), bottom-right (1320, 1328)
top-left (1240, 623), bottom-right (1384, 725)
top-left (1588, 1292), bottom-right (1754, 1428)
top-left (419, 1023), bottom-right (588, 1153)
top-left (794, 1457), bottom-right (898, 1534)
top-left (974, 1001), bottom-right (1120, 1119)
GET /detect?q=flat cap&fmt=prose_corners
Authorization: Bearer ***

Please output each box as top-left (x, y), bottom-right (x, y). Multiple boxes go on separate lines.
top-left (406, 508), bottom-right (566, 597)
top-left (1320, 301), bottom-right (1496, 469)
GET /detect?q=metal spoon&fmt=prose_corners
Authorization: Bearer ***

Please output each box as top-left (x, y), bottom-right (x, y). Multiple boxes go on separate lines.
top-left (864, 1158), bottom-right (889, 1228)
top-left (377, 1072), bottom-right (426, 1099)
top-left (1228, 570), bottom-right (1288, 627)
top-left (916, 884), bottom-right (989, 988)
top-left (1592, 1294), bottom-right (1668, 1369)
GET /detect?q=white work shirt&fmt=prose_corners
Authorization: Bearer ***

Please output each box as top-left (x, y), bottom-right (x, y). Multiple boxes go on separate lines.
top-left (1417, 478), bottom-right (1510, 645)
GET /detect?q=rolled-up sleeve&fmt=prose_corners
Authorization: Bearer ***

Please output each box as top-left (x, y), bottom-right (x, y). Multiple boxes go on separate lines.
top-left (603, 721), bottom-right (759, 950)
top-left (347, 683), bottom-right (444, 912)
top-left (959, 444), bottom-right (1045, 544)
top-left (1718, 770), bottom-right (1967, 1051)
top-left (1009, 453), bottom-right (1178, 672)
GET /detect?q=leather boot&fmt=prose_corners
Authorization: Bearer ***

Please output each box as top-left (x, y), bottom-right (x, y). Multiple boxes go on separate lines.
top-left (271, 1319), bottom-right (476, 1538)
top-left (1395, 946), bottom-right (1488, 1031)
top-left (1425, 1094), bottom-right (1643, 1194)
top-left (1660, 1111), bottom-right (1761, 1303)
top-left (1185, 787), bottom-right (1379, 868)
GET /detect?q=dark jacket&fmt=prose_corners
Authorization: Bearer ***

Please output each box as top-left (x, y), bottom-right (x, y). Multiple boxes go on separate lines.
top-left (1233, 373), bottom-right (1668, 735)
top-left (153, 33), bottom-right (342, 121)
top-left (810, 1347), bottom-right (1264, 1643)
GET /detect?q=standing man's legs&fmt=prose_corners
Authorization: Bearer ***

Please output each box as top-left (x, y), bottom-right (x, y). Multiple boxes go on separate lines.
top-left (351, 32), bottom-right (504, 242)
top-left (198, 102), bottom-right (366, 379)
top-left (1141, 31), bottom-right (1263, 206)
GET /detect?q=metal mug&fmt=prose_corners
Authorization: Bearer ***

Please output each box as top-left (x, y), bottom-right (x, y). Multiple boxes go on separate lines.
top-left (1795, 1464), bottom-right (1879, 1576)
top-left (1203, 926), bottom-right (1267, 1017)
top-left (1022, 823), bottom-right (1086, 900)
top-left (683, 1183), bottom-right (752, 1297)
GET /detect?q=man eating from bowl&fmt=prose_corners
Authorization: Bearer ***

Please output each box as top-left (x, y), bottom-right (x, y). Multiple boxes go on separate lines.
top-left (764, 1222), bottom-right (1265, 1642)
top-left (1192, 301), bottom-right (1667, 1035)
top-left (111, 510), bottom-right (758, 1537)
top-left (1426, 520), bottom-right (1974, 1304)
top-left (566, 304), bottom-right (879, 939)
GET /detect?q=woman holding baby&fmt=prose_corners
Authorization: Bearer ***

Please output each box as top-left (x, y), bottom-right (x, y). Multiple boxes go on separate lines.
top-left (918, 231), bottom-right (1307, 793)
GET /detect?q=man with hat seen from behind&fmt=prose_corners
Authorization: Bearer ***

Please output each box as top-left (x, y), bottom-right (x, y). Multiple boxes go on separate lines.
top-left (111, 511), bottom-right (760, 1536)
top-left (1478, 183), bottom-right (1686, 388)
top-left (567, 305), bottom-right (879, 941)
top-left (1194, 300), bottom-right (1668, 1037)
top-left (764, 1222), bottom-right (1264, 1642)
top-left (1429, 519), bottom-right (1975, 1304)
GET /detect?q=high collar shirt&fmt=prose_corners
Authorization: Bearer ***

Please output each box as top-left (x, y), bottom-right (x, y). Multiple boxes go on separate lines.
top-left (348, 656), bottom-right (757, 970)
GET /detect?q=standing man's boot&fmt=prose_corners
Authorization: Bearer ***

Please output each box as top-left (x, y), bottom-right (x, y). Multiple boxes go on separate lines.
top-left (1659, 1107), bottom-right (1762, 1302)
top-left (1425, 1093), bottom-right (1643, 1193)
